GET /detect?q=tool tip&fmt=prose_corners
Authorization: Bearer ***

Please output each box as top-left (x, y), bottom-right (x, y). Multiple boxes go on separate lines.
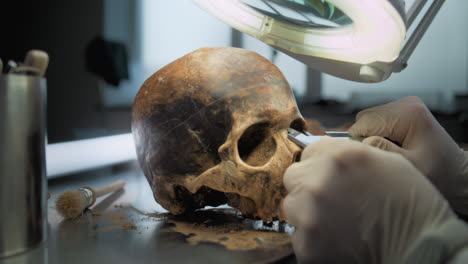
top-left (55, 190), bottom-right (90, 219)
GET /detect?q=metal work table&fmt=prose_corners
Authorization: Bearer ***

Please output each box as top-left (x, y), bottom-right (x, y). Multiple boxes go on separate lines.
top-left (1, 162), bottom-right (295, 264)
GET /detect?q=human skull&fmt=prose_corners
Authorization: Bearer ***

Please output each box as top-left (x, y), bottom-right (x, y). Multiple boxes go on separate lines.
top-left (132, 47), bottom-right (305, 221)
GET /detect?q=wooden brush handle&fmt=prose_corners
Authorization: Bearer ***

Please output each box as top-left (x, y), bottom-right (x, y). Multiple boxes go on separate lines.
top-left (93, 180), bottom-right (126, 198)
top-left (24, 50), bottom-right (49, 77)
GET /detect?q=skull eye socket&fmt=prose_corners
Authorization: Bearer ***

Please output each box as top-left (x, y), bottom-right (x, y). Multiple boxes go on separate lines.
top-left (237, 123), bottom-right (276, 167)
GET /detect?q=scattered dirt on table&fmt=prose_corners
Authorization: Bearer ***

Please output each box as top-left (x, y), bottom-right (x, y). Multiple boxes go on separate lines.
top-left (169, 220), bottom-right (290, 251)
top-left (94, 216), bottom-right (138, 232)
top-left (122, 221), bottom-right (137, 230)
top-left (163, 208), bottom-right (293, 251)
top-left (92, 204), bottom-right (168, 233)
top-left (93, 204), bottom-right (291, 252)
top-left (95, 225), bottom-right (126, 232)
top-left (107, 214), bottom-right (126, 222)
top-left (93, 209), bottom-right (138, 232)
top-left (111, 203), bottom-right (170, 220)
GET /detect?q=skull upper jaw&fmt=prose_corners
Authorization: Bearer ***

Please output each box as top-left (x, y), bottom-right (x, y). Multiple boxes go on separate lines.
top-left (181, 129), bottom-right (302, 222)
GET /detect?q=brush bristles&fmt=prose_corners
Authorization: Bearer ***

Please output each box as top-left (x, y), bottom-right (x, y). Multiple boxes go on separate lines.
top-left (56, 190), bottom-right (89, 219)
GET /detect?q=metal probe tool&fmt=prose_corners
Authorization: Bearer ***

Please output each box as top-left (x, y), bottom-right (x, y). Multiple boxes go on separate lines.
top-left (287, 128), bottom-right (363, 148)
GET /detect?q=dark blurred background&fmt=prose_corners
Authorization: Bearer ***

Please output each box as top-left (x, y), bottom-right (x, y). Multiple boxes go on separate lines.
top-left (1, 0), bottom-right (133, 143)
top-left (1, 0), bottom-right (467, 145)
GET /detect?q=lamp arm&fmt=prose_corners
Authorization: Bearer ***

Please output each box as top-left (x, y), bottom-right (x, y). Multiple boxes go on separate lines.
top-left (407, 0), bottom-right (428, 27)
top-left (393, 0), bottom-right (446, 72)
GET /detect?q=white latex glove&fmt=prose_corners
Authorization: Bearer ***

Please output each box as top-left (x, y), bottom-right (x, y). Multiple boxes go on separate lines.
top-left (348, 96), bottom-right (468, 215)
top-left (283, 137), bottom-right (468, 264)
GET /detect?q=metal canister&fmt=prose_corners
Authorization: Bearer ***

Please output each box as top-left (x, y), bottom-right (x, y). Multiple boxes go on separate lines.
top-left (0, 74), bottom-right (47, 258)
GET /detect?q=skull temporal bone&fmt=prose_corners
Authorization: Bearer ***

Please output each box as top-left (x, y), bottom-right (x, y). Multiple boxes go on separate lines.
top-left (132, 47), bottom-right (305, 221)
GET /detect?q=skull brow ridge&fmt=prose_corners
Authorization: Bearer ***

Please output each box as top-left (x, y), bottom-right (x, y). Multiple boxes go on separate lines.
top-left (158, 80), bottom-right (286, 140)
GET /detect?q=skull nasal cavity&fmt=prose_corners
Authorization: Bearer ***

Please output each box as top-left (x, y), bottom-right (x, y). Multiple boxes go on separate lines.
top-left (237, 123), bottom-right (276, 167)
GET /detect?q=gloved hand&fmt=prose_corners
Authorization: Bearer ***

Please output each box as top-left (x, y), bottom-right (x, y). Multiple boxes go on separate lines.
top-left (348, 96), bottom-right (468, 215)
top-left (283, 137), bottom-right (468, 264)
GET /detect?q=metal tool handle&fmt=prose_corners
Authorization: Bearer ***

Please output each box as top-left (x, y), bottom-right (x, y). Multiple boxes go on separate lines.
top-left (288, 128), bottom-right (364, 149)
top-left (324, 131), bottom-right (350, 138)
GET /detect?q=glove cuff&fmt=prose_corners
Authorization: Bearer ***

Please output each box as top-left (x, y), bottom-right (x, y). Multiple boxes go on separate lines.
top-left (403, 218), bottom-right (468, 264)
top-left (450, 151), bottom-right (468, 216)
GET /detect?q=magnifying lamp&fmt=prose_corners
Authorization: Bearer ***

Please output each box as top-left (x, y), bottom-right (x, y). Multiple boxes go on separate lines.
top-left (194, 0), bottom-right (445, 83)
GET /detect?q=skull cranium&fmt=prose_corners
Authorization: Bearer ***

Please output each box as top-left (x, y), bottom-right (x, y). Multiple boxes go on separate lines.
top-left (132, 47), bottom-right (305, 221)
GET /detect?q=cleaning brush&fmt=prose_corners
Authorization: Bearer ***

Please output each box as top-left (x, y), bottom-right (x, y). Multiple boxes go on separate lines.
top-left (56, 179), bottom-right (125, 219)
top-left (23, 49), bottom-right (49, 77)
